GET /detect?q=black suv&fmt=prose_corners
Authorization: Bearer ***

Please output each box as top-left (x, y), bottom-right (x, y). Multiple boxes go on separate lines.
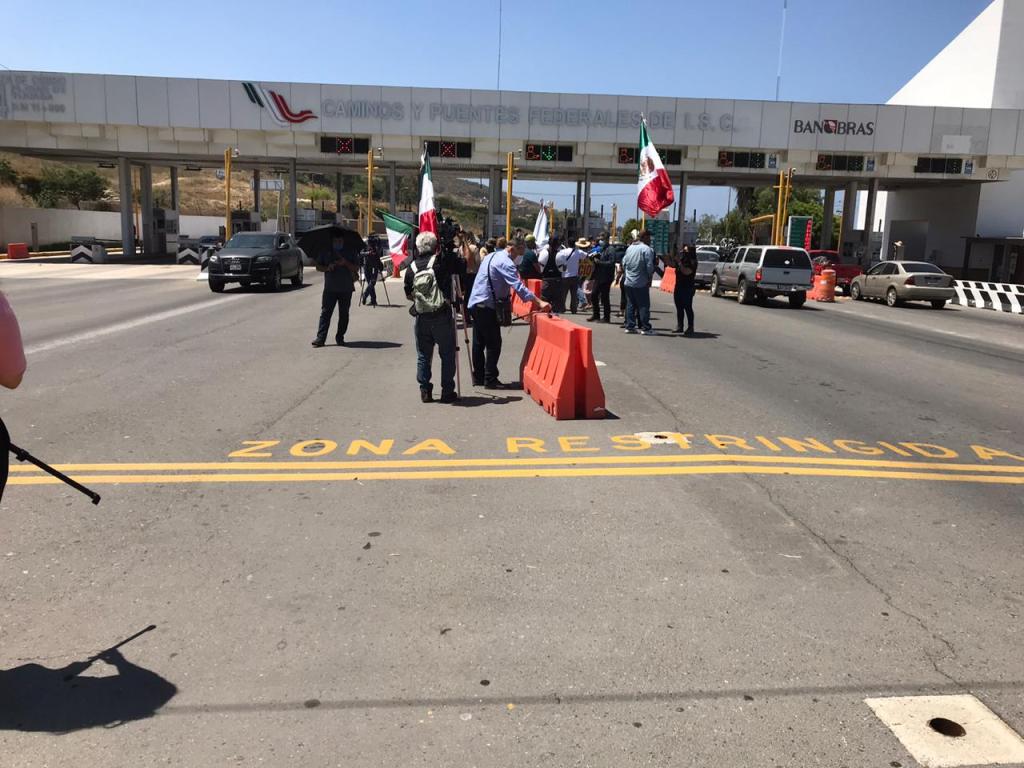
top-left (207, 232), bottom-right (304, 292)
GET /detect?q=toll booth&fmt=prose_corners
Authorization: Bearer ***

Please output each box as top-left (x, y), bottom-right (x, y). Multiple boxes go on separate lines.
top-left (151, 208), bottom-right (179, 255)
top-left (295, 208), bottom-right (335, 233)
top-left (231, 210), bottom-right (261, 234)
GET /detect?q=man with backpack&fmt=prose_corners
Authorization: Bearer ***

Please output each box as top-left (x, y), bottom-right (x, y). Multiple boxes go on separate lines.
top-left (404, 231), bottom-right (460, 403)
top-left (467, 238), bottom-right (551, 389)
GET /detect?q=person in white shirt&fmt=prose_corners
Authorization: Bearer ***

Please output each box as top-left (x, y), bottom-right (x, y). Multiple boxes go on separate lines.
top-left (561, 238), bottom-right (588, 314)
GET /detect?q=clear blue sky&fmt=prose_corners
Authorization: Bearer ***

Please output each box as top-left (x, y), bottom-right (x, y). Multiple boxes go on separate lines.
top-left (4, 0), bottom-right (991, 221)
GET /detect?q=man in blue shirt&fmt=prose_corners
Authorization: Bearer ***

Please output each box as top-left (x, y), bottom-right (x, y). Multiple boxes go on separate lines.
top-left (621, 230), bottom-right (656, 335)
top-left (468, 238), bottom-right (551, 389)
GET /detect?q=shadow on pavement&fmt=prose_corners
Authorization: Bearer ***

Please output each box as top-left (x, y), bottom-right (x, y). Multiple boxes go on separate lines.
top-left (453, 395), bottom-right (524, 407)
top-left (342, 341), bottom-right (403, 350)
top-left (0, 629), bottom-right (176, 733)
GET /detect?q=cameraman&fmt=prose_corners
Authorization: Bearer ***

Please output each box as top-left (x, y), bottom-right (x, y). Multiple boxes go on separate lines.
top-left (312, 234), bottom-right (360, 348)
top-left (1, 289), bottom-right (26, 502)
top-left (360, 235), bottom-right (384, 307)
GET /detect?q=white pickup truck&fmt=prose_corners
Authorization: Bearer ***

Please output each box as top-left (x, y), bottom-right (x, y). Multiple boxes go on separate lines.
top-left (711, 245), bottom-right (814, 308)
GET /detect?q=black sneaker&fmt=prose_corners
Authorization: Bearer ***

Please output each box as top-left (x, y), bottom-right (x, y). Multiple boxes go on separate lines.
top-left (484, 380), bottom-right (512, 390)
top-left (586, 316), bottom-right (599, 322)
top-left (683, 329), bottom-right (695, 337)
top-left (336, 338), bottom-right (346, 346)
top-left (420, 388), bottom-right (433, 403)
top-left (672, 327), bottom-right (684, 334)
top-left (311, 338), bottom-right (326, 348)
top-left (439, 391), bottom-right (459, 404)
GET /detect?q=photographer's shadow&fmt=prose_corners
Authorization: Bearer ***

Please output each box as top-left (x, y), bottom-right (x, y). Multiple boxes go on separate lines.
top-left (0, 647), bottom-right (177, 733)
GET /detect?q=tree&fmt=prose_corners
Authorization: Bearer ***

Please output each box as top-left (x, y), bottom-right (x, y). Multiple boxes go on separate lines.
top-left (21, 167), bottom-right (108, 209)
top-left (697, 213), bottom-right (718, 241)
top-left (307, 187), bottom-right (332, 211)
top-left (0, 158), bottom-right (17, 186)
top-left (619, 218), bottom-right (642, 243)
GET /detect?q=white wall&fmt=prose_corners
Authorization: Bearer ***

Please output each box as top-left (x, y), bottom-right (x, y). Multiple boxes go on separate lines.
top-left (976, 170), bottom-right (1024, 235)
top-left (882, 184), bottom-right (982, 269)
top-left (0, 207), bottom-right (222, 247)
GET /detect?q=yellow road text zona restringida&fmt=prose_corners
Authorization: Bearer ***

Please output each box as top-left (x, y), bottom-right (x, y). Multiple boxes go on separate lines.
top-left (8, 453), bottom-right (1024, 487)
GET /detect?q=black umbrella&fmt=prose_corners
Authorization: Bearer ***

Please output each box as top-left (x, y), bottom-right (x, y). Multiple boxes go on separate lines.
top-left (297, 225), bottom-right (365, 267)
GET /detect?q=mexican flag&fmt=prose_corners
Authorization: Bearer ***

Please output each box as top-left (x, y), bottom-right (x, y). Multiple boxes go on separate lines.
top-left (418, 145), bottom-right (438, 236)
top-left (379, 210), bottom-right (416, 277)
top-left (636, 118), bottom-right (675, 217)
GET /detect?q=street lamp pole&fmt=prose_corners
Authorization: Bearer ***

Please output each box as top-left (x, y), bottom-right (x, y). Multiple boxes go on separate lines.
top-left (366, 147), bottom-right (383, 238)
top-left (224, 147), bottom-right (239, 241)
top-left (505, 151), bottom-right (518, 240)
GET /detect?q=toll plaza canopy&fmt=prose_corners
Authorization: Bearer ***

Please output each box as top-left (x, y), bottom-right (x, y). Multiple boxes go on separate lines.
top-left (3, 70), bottom-right (1024, 186)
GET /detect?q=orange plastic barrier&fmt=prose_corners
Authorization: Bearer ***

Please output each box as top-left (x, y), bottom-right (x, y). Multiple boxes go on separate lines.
top-left (812, 269), bottom-right (837, 302)
top-left (4, 243), bottom-right (29, 260)
top-left (659, 267), bottom-right (676, 293)
top-left (511, 279), bottom-right (543, 319)
top-left (521, 314), bottom-right (606, 420)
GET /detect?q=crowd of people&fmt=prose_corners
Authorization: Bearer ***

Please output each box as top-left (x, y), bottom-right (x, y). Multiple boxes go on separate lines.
top-left (309, 223), bottom-right (699, 404)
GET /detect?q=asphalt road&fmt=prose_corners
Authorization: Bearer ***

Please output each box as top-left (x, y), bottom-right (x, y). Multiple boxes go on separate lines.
top-left (1, 264), bottom-right (1022, 767)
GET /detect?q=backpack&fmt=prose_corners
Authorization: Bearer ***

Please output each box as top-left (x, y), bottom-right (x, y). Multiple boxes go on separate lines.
top-left (409, 256), bottom-right (448, 315)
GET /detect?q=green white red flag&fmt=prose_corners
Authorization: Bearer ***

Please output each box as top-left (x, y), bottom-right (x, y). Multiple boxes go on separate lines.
top-left (379, 210), bottom-right (416, 276)
top-left (636, 118), bottom-right (675, 217)
top-left (418, 145), bottom-right (438, 236)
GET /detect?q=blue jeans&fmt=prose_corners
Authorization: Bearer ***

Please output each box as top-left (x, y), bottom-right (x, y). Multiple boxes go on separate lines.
top-left (624, 285), bottom-right (651, 331)
top-left (415, 311), bottom-right (456, 394)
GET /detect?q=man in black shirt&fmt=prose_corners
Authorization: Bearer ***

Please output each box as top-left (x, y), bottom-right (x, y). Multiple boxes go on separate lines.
top-left (586, 245), bottom-right (616, 323)
top-left (312, 235), bottom-right (360, 347)
top-left (360, 235), bottom-right (384, 307)
top-left (404, 231), bottom-right (460, 403)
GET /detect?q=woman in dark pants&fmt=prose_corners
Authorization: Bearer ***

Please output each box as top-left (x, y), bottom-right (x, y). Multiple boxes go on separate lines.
top-left (0, 288), bottom-right (26, 503)
top-left (673, 245), bottom-right (698, 336)
top-left (539, 236), bottom-right (564, 313)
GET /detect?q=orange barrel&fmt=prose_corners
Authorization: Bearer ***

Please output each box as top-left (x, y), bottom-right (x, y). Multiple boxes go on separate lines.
top-left (814, 269), bottom-right (837, 302)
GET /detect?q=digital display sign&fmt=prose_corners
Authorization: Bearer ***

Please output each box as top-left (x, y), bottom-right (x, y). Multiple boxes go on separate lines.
top-left (816, 154), bottom-right (865, 172)
top-left (525, 144), bottom-right (574, 162)
top-left (425, 140), bottom-right (472, 159)
top-left (717, 151), bottom-right (765, 169)
top-left (617, 147), bottom-right (682, 165)
top-left (319, 136), bottom-right (370, 155)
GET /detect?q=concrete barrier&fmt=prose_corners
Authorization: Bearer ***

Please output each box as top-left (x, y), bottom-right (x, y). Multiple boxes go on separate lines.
top-left (70, 243), bottom-right (109, 263)
top-left (952, 281), bottom-right (1023, 314)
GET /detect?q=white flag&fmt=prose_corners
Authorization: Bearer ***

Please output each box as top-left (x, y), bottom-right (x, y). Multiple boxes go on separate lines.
top-left (532, 199), bottom-right (549, 248)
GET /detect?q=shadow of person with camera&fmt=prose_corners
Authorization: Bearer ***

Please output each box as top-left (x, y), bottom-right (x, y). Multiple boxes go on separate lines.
top-left (0, 629), bottom-right (177, 733)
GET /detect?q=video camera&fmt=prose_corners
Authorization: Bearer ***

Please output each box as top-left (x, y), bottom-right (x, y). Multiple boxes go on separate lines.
top-left (437, 214), bottom-right (463, 254)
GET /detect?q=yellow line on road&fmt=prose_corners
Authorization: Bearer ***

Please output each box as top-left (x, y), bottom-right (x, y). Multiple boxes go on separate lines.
top-left (9, 454), bottom-right (1024, 474)
top-left (8, 464), bottom-right (1024, 486)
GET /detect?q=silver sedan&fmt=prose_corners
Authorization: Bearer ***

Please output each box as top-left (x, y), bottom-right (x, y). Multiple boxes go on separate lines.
top-left (849, 261), bottom-right (956, 308)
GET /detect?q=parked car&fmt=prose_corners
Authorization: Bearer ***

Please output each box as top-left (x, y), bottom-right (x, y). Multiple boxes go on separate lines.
top-left (808, 249), bottom-right (863, 294)
top-left (695, 249), bottom-right (719, 287)
top-left (207, 232), bottom-right (304, 293)
top-left (849, 261), bottom-right (955, 308)
top-left (711, 245), bottom-right (814, 308)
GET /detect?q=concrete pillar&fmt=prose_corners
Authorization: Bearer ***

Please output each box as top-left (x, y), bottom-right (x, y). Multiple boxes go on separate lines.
top-left (169, 167), bottom-right (179, 211)
top-left (289, 159), bottom-right (299, 235)
top-left (839, 181), bottom-right (858, 253)
top-left (861, 178), bottom-right (880, 247)
top-left (389, 163), bottom-right (397, 213)
top-left (575, 179), bottom-right (583, 225)
top-left (582, 170), bottom-right (592, 237)
top-left (118, 157), bottom-right (135, 259)
top-left (820, 188), bottom-right (835, 249)
top-left (335, 172), bottom-right (343, 217)
top-left (252, 169), bottom-right (261, 214)
top-left (139, 164), bottom-right (154, 256)
top-left (486, 168), bottom-right (498, 239)
top-left (675, 171), bottom-right (689, 246)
